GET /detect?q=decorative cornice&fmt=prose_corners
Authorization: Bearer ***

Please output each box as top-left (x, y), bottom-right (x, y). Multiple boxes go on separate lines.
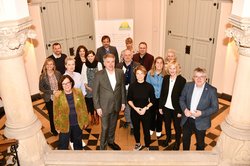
top-left (229, 15), bottom-right (250, 34)
top-left (226, 15), bottom-right (250, 51)
top-left (0, 17), bottom-right (36, 60)
top-left (226, 27), bottom-right (250, 49)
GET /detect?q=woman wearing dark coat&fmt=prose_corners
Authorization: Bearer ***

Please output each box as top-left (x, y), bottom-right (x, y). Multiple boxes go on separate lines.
top-left (75, 45), bottom-right (88, 73)
top-left (39, 58), bottom-right (62, 136)
top-left (159, 61), bottom-right (186, 150)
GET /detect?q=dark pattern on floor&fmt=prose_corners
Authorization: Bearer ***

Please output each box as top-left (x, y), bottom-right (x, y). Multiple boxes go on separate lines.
top-left (0, 98), bottom-right (229, 151)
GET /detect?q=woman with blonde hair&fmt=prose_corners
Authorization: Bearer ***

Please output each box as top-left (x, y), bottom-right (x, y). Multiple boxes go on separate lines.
top-left (39, 58), bottom-right (62, 136)
top-left (159, 61), bottom-right (186, 150)
top-left (164, 49), bottom-right (177, 70)
top-left (146, 56), bottom-right (166, 137)
top-left (128, 65), bottom-right (155, 150)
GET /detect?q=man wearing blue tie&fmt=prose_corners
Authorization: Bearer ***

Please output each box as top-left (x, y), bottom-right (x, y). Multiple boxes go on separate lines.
top-left (179, 67), bottom-right (218, 150)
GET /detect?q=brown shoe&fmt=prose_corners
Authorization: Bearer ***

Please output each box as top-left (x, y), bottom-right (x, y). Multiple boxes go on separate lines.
top-left (95, 114), bottom-right (99, 125)
top-left (90, 115), bottom-right (95, 125)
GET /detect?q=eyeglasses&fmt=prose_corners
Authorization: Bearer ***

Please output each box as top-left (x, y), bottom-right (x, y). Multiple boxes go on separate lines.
top-left (62, 82), bottom-right (71, 86)
top-left (194, 76), bottom-right (206, 79)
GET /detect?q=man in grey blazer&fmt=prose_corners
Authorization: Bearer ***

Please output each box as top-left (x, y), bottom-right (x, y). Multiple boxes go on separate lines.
top-left (179, 67), bottom-right (218, 150)
top-left (116, 49), bottom-right (139, 135)
top-left (93, 53), bottom-right (126, 150)
top-left (96, 35), bottom-right (119, 66)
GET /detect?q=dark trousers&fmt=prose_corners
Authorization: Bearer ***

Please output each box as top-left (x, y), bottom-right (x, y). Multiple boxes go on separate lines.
top-left (85, 97), bottom-right (94, 115)
top-left (45, 100), bottom-right (56, 133)
top-left (131, 108), bottom-right (151, 147)
top-left (58, 125), bottom-right (83, 150)
top-left (182, 118), bottom-right (206, 150)
top-left (150, 99), bottom-right (162, 132)
top-left (100, 111), bottom-right (119, 150)
top-left (162, 107), bottom-right (181, 144)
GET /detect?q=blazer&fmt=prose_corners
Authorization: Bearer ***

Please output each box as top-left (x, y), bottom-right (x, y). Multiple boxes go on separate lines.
top-left (159, 75), bottom-right (186, 114)
top-left (96, 46), bottom-right (119, 66)
top-left (179, 82), bottom-right (219, 130)
top-left (116, 61), bottom-right (139, 85)
top-left (132, 53), bottom-right (154, 71)
top-left (39, 70), bottom-right (62, 102)
top-left (93, 69), bottom-right (126, 116)
top-left (53, 88), bottom-right (89, 133)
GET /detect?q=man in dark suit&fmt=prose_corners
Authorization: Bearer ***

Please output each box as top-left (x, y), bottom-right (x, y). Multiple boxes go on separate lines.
top-left (93, 53), bottom-right (125, 150)
top-left (47, 43), bottom-right (67, 75)
top-left (96, 35), bottom-right (119, 66)
top-left (133, 42), bottom-right (154, 71)
top-left (116, 49), bottom-right (139, 135)
top-left (179, 67), bottom-right (218, 150)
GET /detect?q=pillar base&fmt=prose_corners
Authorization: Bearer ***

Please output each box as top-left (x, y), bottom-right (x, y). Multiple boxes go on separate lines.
top-left (18, 130), bottom-right (50, 166)
top-left (214, 116), bottom-right (250, 165)
top-left (4, 117), bottom-right (42, 139)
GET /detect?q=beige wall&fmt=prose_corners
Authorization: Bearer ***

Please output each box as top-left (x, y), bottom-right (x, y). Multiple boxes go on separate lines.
top-left (212, 2), bottom-right (235, 94)
top-left (94, 0), bottom-right (161, 57)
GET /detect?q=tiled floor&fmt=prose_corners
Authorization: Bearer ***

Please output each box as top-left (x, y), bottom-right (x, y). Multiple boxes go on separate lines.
top-left (1, 98), bottom-right (230, 151)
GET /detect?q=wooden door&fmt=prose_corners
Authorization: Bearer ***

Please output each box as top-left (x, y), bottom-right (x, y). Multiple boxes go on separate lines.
top-left (70, 0), bottom-right (95, 52)
top-left (41, 0), bottom-right (95, 56)
top-left (165, 0), bottom-right (219, 81)
top-left (41, 0), bottom-right (68, 56)
top-left (190, 0), bottom-right (218, 82)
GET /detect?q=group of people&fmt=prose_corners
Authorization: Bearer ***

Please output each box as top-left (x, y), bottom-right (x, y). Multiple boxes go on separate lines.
top-left (39, 35), bottom-right (219, 151)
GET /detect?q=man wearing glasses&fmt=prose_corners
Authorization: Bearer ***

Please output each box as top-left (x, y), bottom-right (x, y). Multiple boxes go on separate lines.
top-left (179, 67), bottom-right (218, 150)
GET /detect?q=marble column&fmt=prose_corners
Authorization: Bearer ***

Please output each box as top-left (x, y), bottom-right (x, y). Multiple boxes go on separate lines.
top-left (0, 18), bottom-right (49, 166)
top-left (215, 15), bottom-right (250, 165)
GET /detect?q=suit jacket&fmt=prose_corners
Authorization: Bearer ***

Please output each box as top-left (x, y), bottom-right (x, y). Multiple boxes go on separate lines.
top-left (132, 53), bottom-right (154, 71)
top-left (53, 88), bottom-right (89, 133)
top-left (96, 46), bottom-right (119, 66)
top-left (93, 68), bottom-right (126, 116)
top-left (39, 70), bottom-right (62, 102)
top-left (179, 82), bottom-right (219, 130)
top-left (116, 61), bottom-right (139, 85)
top-left (159, 75), bottom-right (186, 114)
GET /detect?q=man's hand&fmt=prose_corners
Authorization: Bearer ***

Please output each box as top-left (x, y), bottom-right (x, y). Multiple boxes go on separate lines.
top-left (97, 108), bottom-right (102, 117)
top-left (177, 113), bottom-right (182, 118)
top-left (159, 109), bottom-right (163, 115)
top-left (121, 104), bottom-right (125, 111)
top-left (192, 110), bottom-right (202, 117)
top-left (184, 109), bottom-right (192, 117)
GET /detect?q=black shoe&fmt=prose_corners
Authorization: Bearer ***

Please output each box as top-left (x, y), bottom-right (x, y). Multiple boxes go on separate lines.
top-left (172, 142), bottom-right (180, 150)
top-left (123, 122), bottom-right (129, 128)
top-left (130, 128), bottom-right (134, 135)
top-left (162, 139), bottom-right (171, 147)
top-left (108, 142), bottom-right (121, 150)
top-left (51, 130), bottom-right (58, 136)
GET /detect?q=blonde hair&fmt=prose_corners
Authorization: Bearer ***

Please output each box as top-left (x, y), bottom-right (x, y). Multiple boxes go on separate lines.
top-left (65, 56), bottom-right (75, 65)
top-left (165, 49), bottom-right (177, 63)
top-left (125, 37), bottom-right (133, 44)
top-left (149, 56), bottom-right (166, 77)
top-left (166, 61), bottom-right (181, 76)
top-left (42, 58), bottom-right (56, 74)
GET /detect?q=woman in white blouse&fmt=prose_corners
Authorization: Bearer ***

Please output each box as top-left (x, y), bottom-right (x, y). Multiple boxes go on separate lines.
top-left (159, 61), bottom-right (186, 150)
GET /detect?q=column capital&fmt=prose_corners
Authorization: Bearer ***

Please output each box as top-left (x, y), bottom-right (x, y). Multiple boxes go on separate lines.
top-left (0, 17), bottom-right (35, 60)
top-left (226, 15), bottom-right (250, 49)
